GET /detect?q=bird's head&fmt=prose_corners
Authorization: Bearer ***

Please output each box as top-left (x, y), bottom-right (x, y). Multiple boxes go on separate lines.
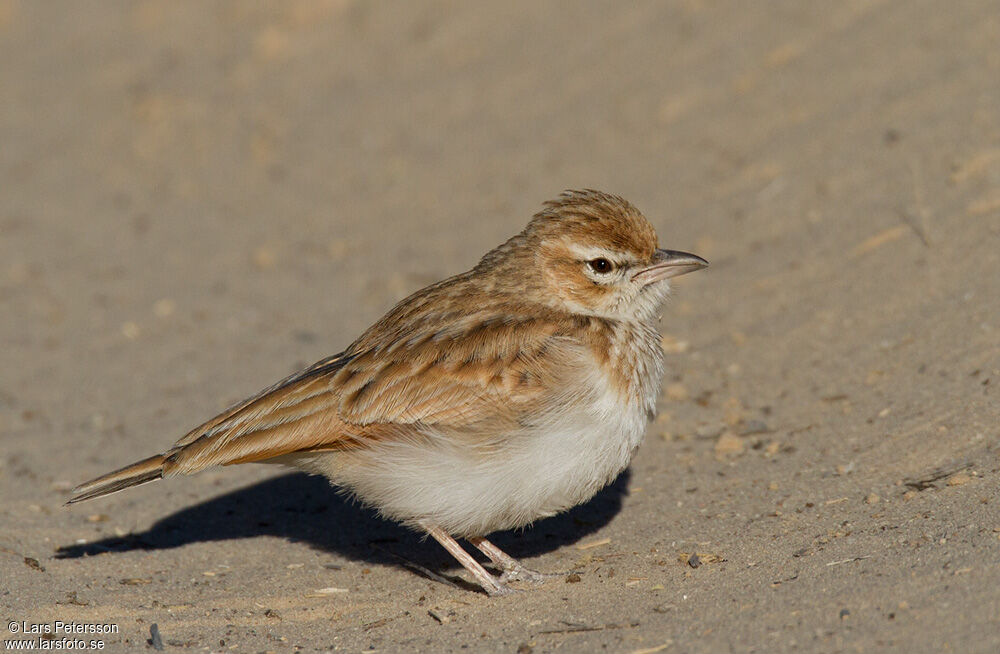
top-left (501, 190), bottom-right (707, 321)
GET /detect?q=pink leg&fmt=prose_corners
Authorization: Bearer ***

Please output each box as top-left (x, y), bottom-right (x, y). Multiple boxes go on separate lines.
top-left (422, 523), bottom-right (515, 596)
top-left (468, 537), bottom-right (561, 584)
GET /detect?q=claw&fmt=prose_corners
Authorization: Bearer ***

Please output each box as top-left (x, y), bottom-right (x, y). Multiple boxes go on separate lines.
top-left (498, 565), bottom-right (565, 585)
top-left (484, 581), bottom-right (523, 596)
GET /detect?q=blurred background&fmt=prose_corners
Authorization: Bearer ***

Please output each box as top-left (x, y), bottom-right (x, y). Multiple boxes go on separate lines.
top-left (2, 1), bottom-right (998, 651)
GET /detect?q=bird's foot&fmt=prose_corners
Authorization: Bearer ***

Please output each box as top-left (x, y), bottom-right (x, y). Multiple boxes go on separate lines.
top-left (498, 565), bottom-right (566, 585)
top-left (482, 578), bottom-right (523, 596)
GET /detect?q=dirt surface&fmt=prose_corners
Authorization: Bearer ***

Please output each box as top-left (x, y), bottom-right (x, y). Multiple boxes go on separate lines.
top-left (3, 1), bottom-right (999, 652)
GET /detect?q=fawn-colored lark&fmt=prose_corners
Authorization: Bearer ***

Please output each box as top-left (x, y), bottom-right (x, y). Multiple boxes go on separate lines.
top-left (70, 190), bottom-right (707, 595)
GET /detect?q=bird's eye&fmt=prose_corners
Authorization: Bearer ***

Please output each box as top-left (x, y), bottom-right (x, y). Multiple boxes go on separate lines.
top-left (587, 258), bottom-right (614, 274)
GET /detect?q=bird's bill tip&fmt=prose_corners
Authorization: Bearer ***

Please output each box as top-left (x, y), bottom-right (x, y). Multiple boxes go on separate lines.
top-left (633, 249), bottom-right (708, 283)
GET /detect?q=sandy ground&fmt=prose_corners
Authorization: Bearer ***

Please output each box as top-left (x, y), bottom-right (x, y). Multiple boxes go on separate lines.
top-left (2, 1), bottom-right (999, 652)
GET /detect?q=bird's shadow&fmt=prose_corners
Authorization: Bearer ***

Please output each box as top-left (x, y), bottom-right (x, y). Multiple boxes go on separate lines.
top-left (57, 470), bottom-right (631, 578)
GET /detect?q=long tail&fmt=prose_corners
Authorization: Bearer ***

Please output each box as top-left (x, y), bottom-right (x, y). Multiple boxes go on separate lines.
top-left (66, 352), bottom-right (355, 505)
top-left (67, 454), bottom-right (167, 504)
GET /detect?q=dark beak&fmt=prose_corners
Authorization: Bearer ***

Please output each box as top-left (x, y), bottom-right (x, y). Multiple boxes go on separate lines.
top-left (632, 249), bottom-right (709, 284)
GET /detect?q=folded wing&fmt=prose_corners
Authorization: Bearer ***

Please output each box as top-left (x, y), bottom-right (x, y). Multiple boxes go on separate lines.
top-left (69, 315), bottom-right (577, 503)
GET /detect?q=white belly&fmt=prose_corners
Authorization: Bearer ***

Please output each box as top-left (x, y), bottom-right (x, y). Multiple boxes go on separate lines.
top-left (298, 380), bottom-right (650, 538)
top-left (294, 322), bottom-right (664, 537)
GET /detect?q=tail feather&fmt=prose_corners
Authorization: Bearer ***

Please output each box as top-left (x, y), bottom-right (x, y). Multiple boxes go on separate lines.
top-left (67, 454), bottom-right (167, 504)
top-left (65, 352), bottom-right (356, 505)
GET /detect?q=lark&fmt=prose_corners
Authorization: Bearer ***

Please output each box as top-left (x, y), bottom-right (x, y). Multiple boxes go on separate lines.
top-left (69, 190), bottom-right (708, 595)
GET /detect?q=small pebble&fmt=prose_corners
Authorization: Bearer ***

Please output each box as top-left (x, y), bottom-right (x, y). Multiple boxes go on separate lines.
top-left (23, 557), bottom-right (45, 572)
top-left (865, 493), bottom-right (880, 505)
top-left (153, 298), bottom-right (175, 317)
top-left (665, 383), bottom-right (689, 401)
top-left (121, 321), bottom-right (140, 339)
top-left (678, 551), bottom-right (723, 567)
top-left (723, 397), bottom-right (743, 425)
top-left (695, 423), bottom-right (725, 439)
top-left (714, 432), bottom-right (745, 458)
top-left (149, 624), bottom-right (164, 651)
top-left (252, 246), bottom-right (277, 270)
top-left (836, 462), bottom-right (856, 476)
top-left (427, 608), bottom-right (450, 624)
top-left (741, 420), bottom-right (770, 435)
top-left (947, 472), bottom-right (972, 486)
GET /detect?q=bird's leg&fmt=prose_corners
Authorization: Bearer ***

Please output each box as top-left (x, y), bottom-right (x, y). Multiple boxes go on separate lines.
top-left (468, 537), bottom-right (561, 584)
top-left (421, 523), bottom-right (515, 596)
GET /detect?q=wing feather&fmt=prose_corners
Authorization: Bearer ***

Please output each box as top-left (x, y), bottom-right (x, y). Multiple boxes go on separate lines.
top-left (155, 316), bottom-right (581, 474)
